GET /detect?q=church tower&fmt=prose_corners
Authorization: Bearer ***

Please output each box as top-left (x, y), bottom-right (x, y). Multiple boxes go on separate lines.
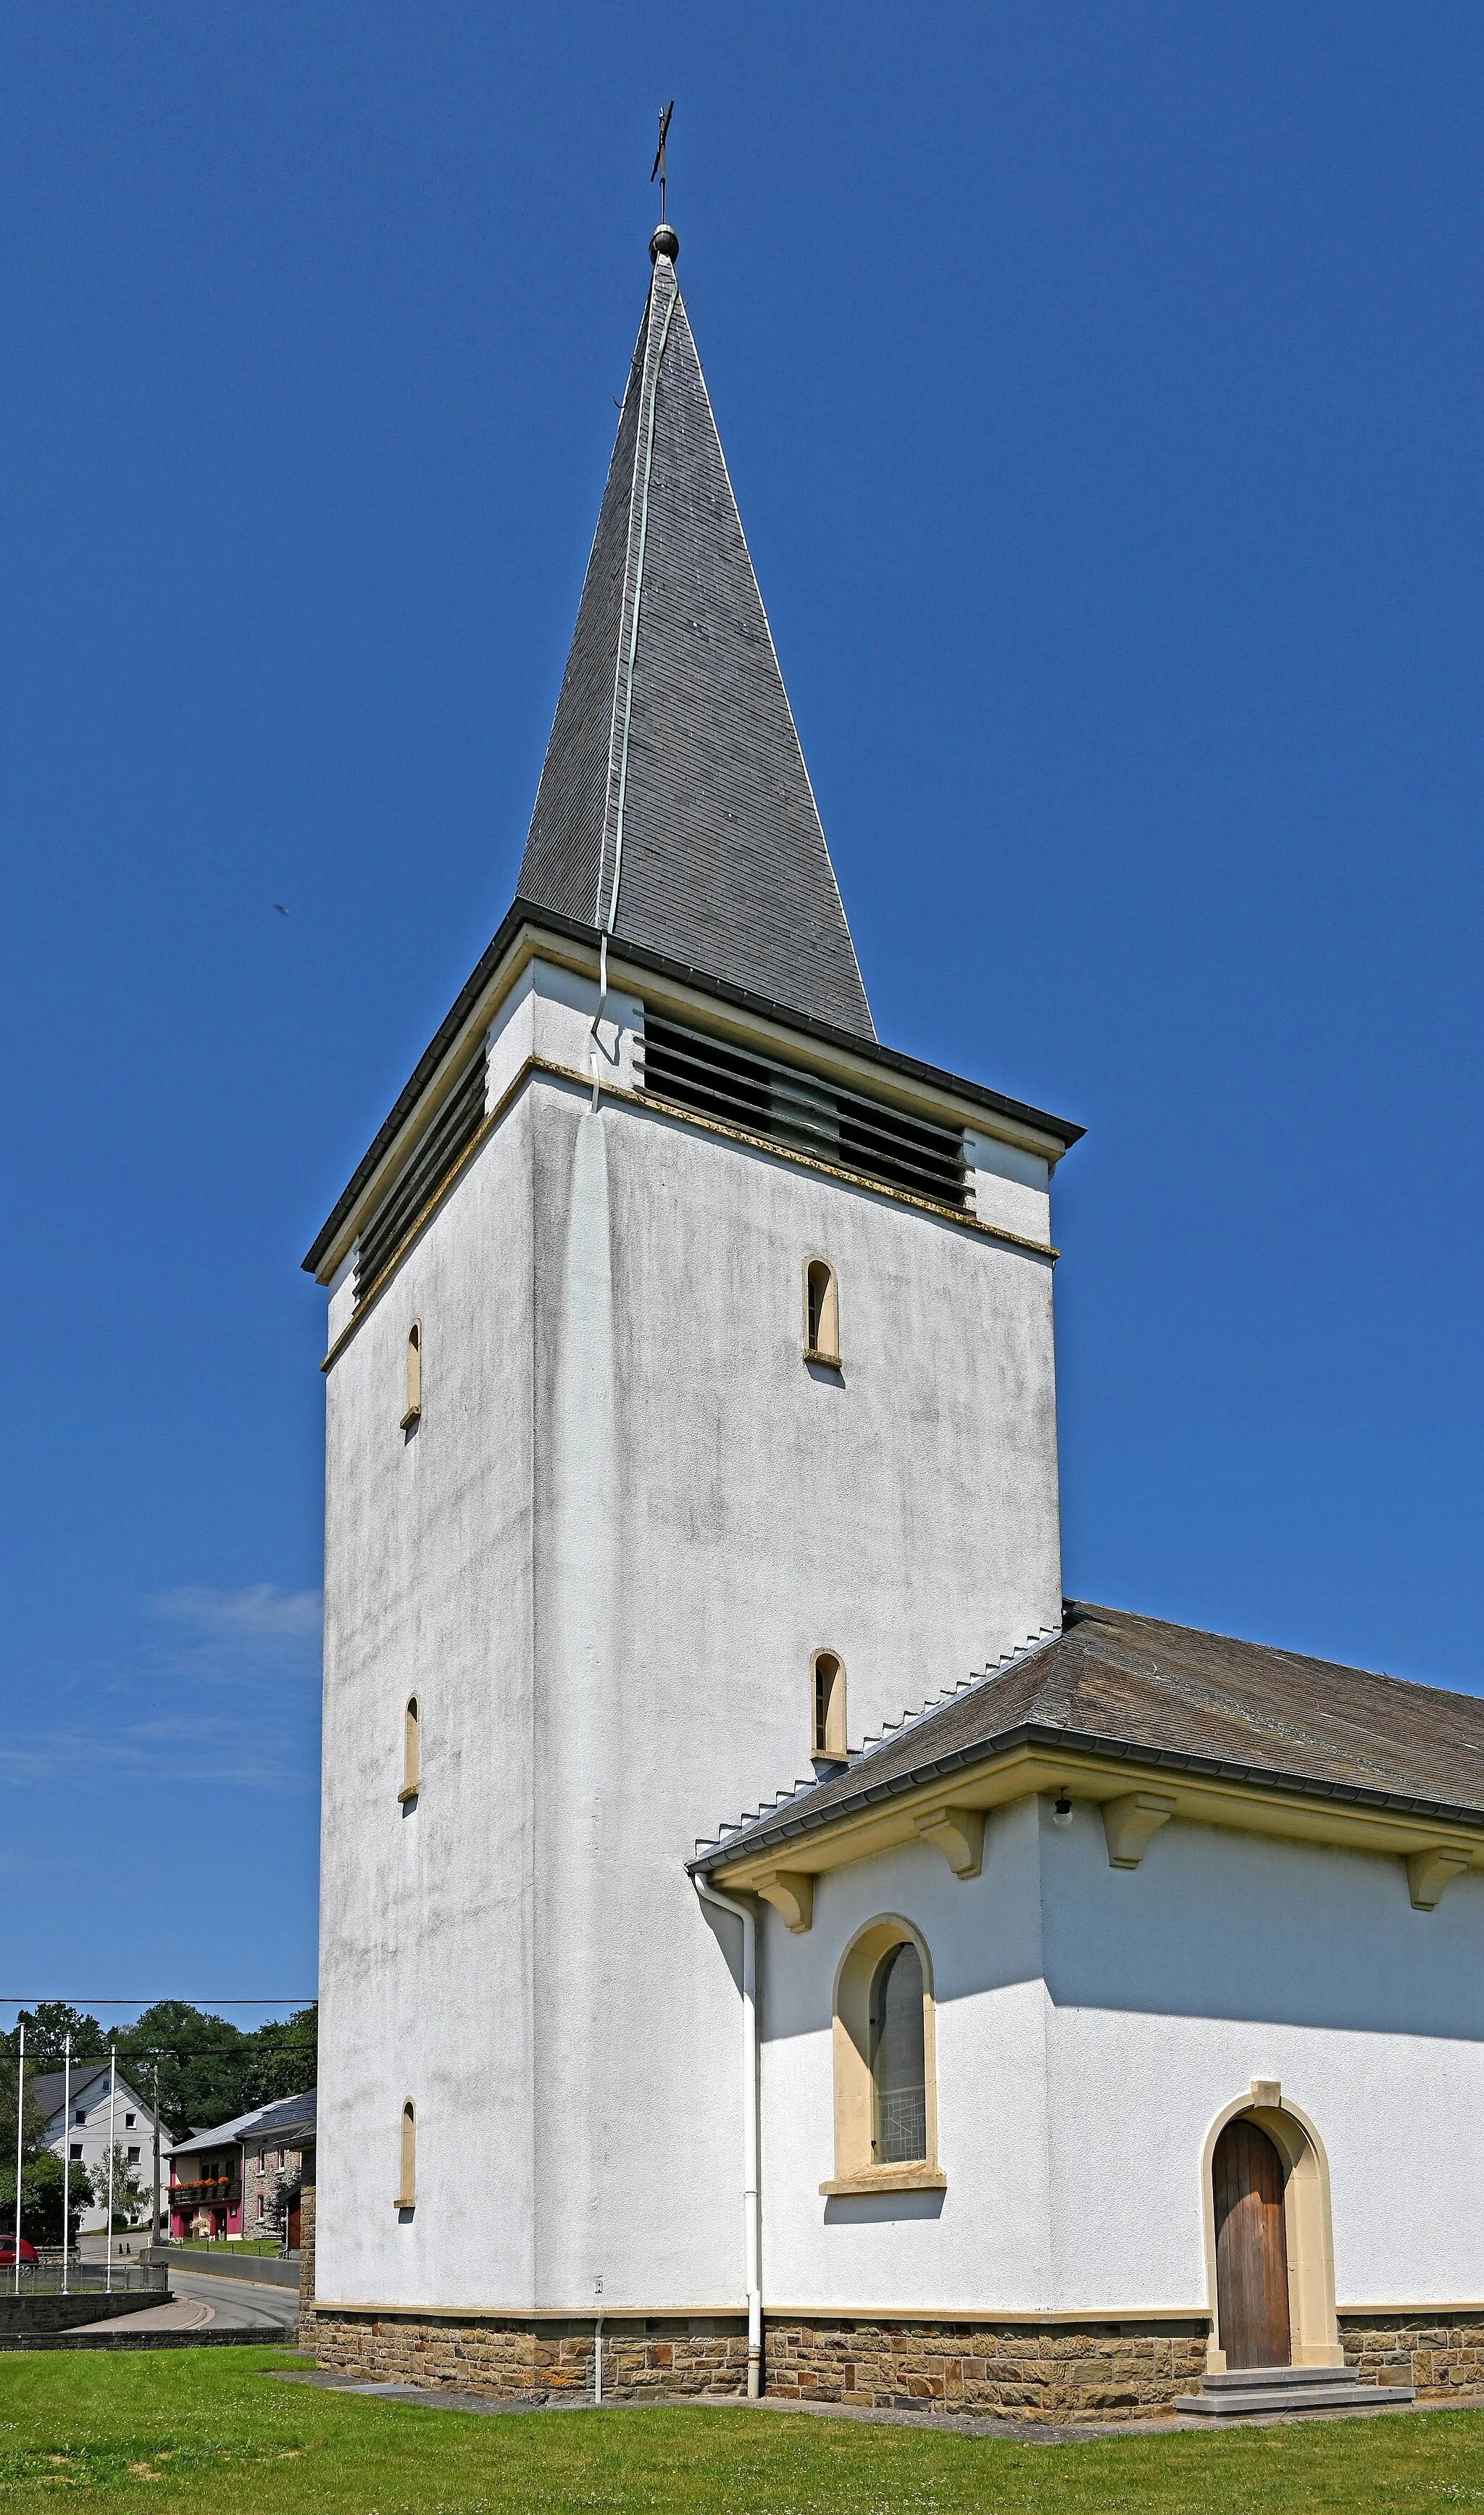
top-left (305, 222), bottom-right (1080, 2335)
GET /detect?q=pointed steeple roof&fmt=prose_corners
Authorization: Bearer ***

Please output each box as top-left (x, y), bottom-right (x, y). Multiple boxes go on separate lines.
top-left (519, 230), bottom-right (875, 1042)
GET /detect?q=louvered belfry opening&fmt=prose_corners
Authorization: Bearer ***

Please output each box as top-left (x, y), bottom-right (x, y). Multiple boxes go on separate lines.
top-left (639, 1014), bottom-right (968, 1211)
top-left (354, 1049), bottom-right (487, 1308)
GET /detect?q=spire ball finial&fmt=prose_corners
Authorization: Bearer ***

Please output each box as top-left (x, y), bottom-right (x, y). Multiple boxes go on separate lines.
top-left (650, 222), bottom-right (680, 265)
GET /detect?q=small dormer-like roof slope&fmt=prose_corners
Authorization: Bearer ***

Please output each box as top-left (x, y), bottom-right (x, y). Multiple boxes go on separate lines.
top-left (519, 230), bottom-right (875, 1043)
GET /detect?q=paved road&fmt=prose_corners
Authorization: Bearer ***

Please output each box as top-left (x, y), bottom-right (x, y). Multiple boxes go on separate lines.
top-left (65, 2268), bottom-right (299, 2337)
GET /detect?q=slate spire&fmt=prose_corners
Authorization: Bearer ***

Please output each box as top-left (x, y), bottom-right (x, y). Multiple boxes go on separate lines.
top-left (518, 228), bottom-right (875, 1042)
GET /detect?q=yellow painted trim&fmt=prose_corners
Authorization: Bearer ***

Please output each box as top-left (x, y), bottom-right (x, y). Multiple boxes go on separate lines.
top-left (1102, 1790), bottom-right (1177, 1869)
top-left (764, 2303), bottom-right (1211, 2325)
top-left (711, 1752), bottom-right (1484, 1896)
top-left (312, 2300), bottom-right (752, 2323)
top-left (1407, 1847), bottom-right (1472, 1909)
top-left (323, 1055), bottom-right (1056, 1375)
top-left (913, 1805), bottom-right (985, 1879)
top-left (754, 1871), bottom-right (814, 1934)
top-left (820, 2167), bottom-right (948, 2197)
top-left (635, 1080), bottom-right (1054, 1255)
top-left (1199, 2092), bottom-right (1342, 2374)
top-left (830, 1915), bottom-right (940, 2187)
top-left (312, 2295), bottom-right (1222, 2327)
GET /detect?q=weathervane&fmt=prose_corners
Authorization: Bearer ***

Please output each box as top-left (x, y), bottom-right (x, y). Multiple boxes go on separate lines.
top-left (651, 99), bottom-right (674, 225)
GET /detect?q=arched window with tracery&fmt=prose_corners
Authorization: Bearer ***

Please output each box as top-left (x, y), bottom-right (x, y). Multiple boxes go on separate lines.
top-left (870, 1940), bottom-right (928, 2163)
top-left (824, 1918), bottom-right (943, 2194)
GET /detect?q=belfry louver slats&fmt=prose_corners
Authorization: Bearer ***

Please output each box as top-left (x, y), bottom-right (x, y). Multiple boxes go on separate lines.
top-left (639, 1013), bottom-right (969, 1210)
top-left (354, 1048), bottom-right (487, 1306)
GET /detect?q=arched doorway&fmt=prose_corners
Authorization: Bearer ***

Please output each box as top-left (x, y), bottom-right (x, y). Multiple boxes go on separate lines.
top-left (1212, 2117), bottom-right (1291, 2369)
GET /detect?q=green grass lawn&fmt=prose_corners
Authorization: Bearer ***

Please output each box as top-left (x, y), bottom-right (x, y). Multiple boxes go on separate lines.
top-left (3, 2347), bottom-right (1484, 2512)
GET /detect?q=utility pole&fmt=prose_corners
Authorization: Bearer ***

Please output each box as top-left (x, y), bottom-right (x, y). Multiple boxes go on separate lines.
top-left (12, 2019), bottom-right (23, 2297)
top-left (60, 2035), bottom-right (70, 2295)
top-left (151, 2057), bottom-right (162, 2253)
top-left (104, 2043), bottom-right (117, 2294)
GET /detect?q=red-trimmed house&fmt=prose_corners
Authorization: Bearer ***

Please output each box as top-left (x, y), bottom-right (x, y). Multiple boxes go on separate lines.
top-left (167, 2110), bottom-right (259, 2241)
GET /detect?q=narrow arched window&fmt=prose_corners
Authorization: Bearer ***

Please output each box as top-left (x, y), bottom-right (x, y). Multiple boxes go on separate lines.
top-left (400, 1697), bottom-right (420, 1802)
top-left (870, 1940), bottom-right (927, 2164)
top-left (804, 1259), bottom-right (840, 1365)
top-left (401, 1321), bottom-right (422, 1429)
top-left (398, 2101), bottom-right (416, 2209)
top-left (812, 1651), bottom-right (847, 1762)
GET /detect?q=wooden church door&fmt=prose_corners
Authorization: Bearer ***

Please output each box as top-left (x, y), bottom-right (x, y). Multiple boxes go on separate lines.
top-left (1213, 2117), bottom-right (1291, 2369)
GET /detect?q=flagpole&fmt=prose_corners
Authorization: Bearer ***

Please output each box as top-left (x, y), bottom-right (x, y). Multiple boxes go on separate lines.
top-left (105, 2046), bottom-right (117, 2293)
top-left (60, 2037), bottom-right (70, 2294)
top-left (12, 2020), bottom-right (23, 2296)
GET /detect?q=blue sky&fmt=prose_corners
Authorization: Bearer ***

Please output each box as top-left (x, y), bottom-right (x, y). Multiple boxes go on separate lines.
top-left (2, 3), bottom-right (1480, 2029)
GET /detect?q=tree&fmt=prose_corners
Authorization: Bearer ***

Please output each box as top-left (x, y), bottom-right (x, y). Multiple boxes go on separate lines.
top-left (242, 2007), bottom-right (317, 2108)
top-left (114, 2004), bottom-right (250, 2140)
top-left (109, 2002), bottom-right (318, 2138)
top-left (0, 2056), bottom-right (91, 2244)
top-left (90, 2145), bottom-right (145, 2229)
top-left (1, 2003), bottom-right (104, 2066)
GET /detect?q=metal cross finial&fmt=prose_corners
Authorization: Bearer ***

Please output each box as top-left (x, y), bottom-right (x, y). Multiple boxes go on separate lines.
top-left (651, 98), bottom-right (674, 224)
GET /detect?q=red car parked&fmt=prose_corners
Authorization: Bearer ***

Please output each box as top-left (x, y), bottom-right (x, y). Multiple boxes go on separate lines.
top-left (0, 2237), bottom-right (39, 2265)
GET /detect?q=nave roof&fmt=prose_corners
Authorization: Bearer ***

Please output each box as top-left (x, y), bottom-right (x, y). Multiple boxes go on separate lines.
top-left (696, 1602), bottom-right (1484, 1872)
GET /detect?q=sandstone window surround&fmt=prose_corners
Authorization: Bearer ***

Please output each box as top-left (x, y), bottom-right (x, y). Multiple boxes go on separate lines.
top-left (399, 1697), bottom-right (421, 1804)
top-left (812, 1651), bottom-right (848, 1767)
top-left (397, 2102), bottom-right (417, 2211)
top-left (803, 1257), bottom-right (841, 1368)
top-left (401, 1321), bottom-right (422, 1430)
top-left (821, 1915), bottom-right (946, 2197)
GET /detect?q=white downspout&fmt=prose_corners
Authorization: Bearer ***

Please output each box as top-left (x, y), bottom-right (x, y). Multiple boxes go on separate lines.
top-left (695, 1876), bottom-right (761, 2400)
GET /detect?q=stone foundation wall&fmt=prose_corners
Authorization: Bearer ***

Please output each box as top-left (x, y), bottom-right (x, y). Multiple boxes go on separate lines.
top-left (1340, 2312), bottom-right (1484, 2400)
top-left (311, 2303), bottom-right (1484, 2419)
top-left (765, 2316), bottom-right (1209, 2422)
top-left (311, 2309), bottom-right (749, 2402)
top-left (297, 2189), bottom-right (315, 2348)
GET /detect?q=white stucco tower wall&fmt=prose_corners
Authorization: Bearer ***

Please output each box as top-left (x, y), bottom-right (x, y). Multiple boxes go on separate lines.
top-left (314, 957), bottom-right (1066, 2316)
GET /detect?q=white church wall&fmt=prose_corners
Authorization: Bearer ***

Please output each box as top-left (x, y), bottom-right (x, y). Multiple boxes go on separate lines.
top-left (964, 1131), bottom-right (1051, 1247)
top-left (752, 1792), bottom-right (1484, 2320)
top-left (317, 1095), bottom-right (538, 2312)
top-left (522, 1057), bottom-right (1063, 2311)
top-left (759, 1805), bottom-right (1054, 2312)
top-left (1038, 1798), bottom-right (1484, 2316)
top-left (486, 955), bottom-right (643, 1111)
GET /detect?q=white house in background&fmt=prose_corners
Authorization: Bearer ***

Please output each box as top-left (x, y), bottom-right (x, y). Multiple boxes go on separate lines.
top-left (32, 2065), bottom-right (164, 2235)
top-left (300, 213), bottom-right (1484, 2422)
